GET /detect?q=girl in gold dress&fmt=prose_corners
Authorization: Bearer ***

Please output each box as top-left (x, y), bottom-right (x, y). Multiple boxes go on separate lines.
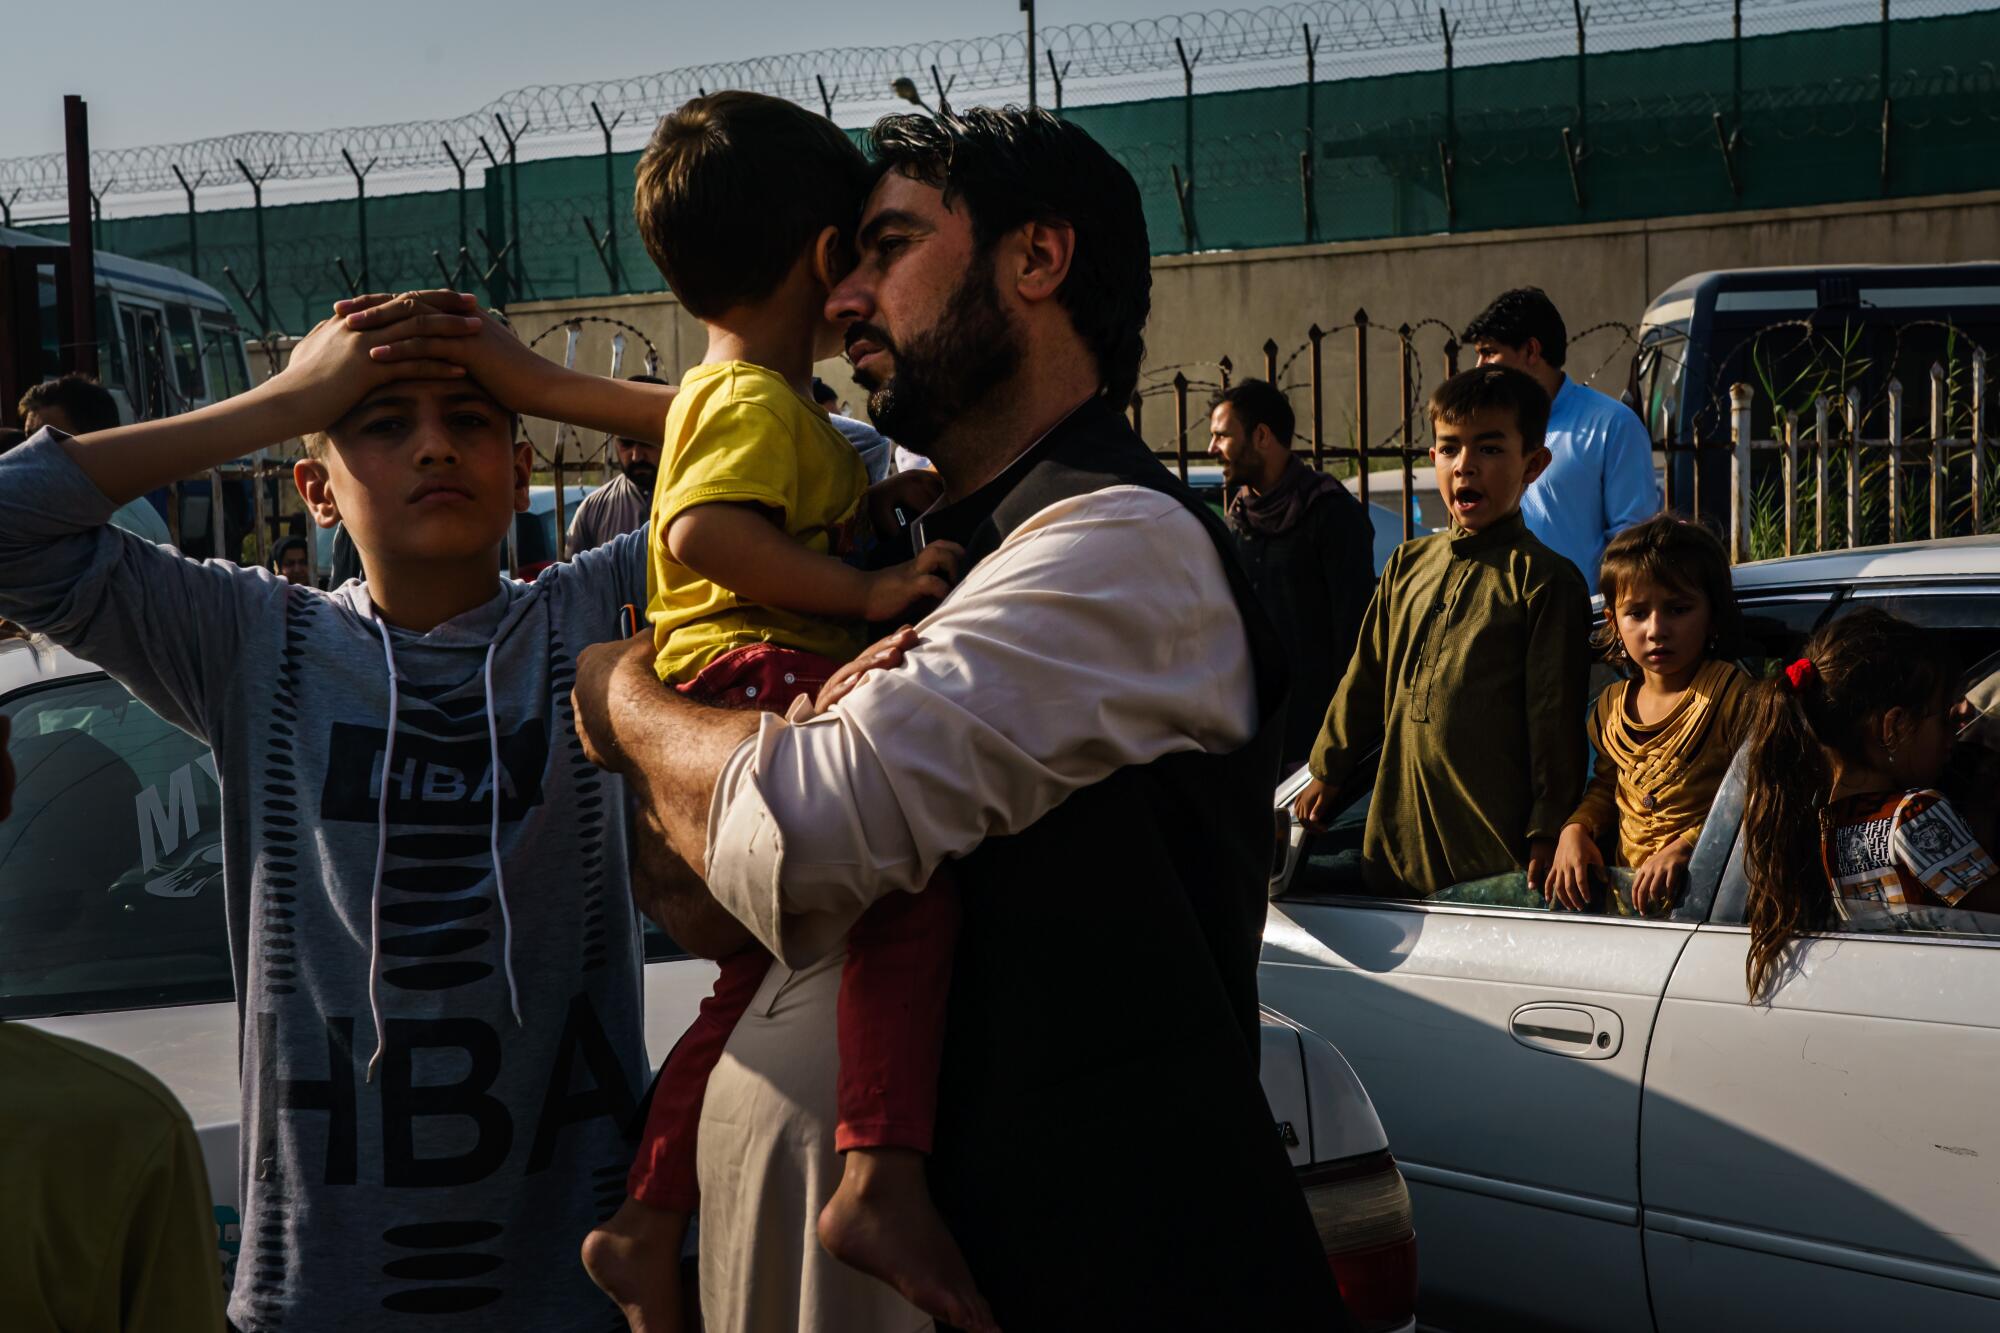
top-left (1547, 516), bottom-right (1754, 914)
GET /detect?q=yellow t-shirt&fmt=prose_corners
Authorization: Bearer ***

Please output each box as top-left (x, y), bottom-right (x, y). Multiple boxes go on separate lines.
top-left (647, 360), bottom-right (870, 684)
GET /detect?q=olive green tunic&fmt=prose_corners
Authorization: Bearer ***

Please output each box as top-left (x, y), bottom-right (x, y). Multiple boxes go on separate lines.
top-left (1308, 511), bottom-right (1591, 896)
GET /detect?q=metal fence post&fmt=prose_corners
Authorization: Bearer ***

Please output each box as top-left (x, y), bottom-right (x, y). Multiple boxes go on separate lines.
top-left (1444, 337), bottom-right (1460, 378)
top-left (1929, 361), bottom-right (1945, 539)
top-left (1173, 372), bottom-right (1191, 483)
top-left (1355, 310), bottom-right (1372, 514)
top-left (210, 467), bottom-right (227, 564)
top-left (171, 164), bottom-right (202, 280)
top-left (1263, 338), bottom-right (1278, 383)
top-left (1174, 38), bottom-right (1202, 252)
top-left (1974, 350), bottom-right (1989, 534)
top-left (1729, 382), bottom-right (1752, 562)
top-left (1783, 410), bottom-right (1798, 556)
top-left (552, 323), bottom-right (580, 561)
top-left (252, 455), bottom-right (270, 572)
top-left (341, 149), bottom-right (379, 292)
top-left (1308, 324), bottom-right (1325, 473)
top-left (1886, 378), bottom-right (1905, 542)
top-left (591, 102), bottom-right (626, 294)
top-left (1398, 322), bottom-right (1415, 542)
top-left (1130, 390), bottom-right (1144, 441)
top-left (1301, 21), bottom-right (1320, 242)
top-left (1219, 355), bottom-right (1233, 391)
top-left (1814, 395), bottom-right (1831, 552)
top-left (1846, 388), bottom-right (1863, 549)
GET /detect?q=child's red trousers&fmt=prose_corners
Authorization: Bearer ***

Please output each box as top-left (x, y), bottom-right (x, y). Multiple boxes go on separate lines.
top-left (624, 642), bottom-right (959, 1211)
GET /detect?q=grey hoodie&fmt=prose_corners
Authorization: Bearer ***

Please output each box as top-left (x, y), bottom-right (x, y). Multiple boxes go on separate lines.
top-left (0, 433), bottom-right (650, 1331)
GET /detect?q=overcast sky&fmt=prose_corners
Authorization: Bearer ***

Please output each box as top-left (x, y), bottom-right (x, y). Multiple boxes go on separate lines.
top-left (0, 0), bottom-right (1193, 161)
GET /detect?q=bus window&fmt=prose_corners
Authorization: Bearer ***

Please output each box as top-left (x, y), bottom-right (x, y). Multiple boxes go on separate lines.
top-left (202, 322), bottom-right (250, 397)
top-left (167, 306), bottom-right (206, 403)
top-left (91, 290), bottom-right (124, 390)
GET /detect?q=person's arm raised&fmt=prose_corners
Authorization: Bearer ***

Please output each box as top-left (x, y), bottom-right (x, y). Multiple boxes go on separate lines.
top-left (62, 307), bottom-right (477, 506)
top-left (341, 291), bottom-right (678, 446)
top-left (669, 504), bottom-right (961, 623)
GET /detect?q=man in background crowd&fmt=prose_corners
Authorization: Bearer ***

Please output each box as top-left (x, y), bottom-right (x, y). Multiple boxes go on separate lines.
top-left (567, 373), bottom-right (669, 554)
top-left (1209, 378), bottom-right (1376, 769)
top-left (17, 377), bottom-right (172, 546)
top-left (270, 535), bottom-right (310, 586)
top-left (1463, 287), bottom-right (1659, 593)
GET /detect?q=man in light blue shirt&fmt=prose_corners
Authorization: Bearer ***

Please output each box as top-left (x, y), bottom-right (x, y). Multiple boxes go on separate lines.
top-left (1463, 287), bottom-right (1659, 594)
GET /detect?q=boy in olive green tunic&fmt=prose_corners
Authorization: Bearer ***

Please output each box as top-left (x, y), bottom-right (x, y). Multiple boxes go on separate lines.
top-left (1295, 366), bottom-right (1591, 896)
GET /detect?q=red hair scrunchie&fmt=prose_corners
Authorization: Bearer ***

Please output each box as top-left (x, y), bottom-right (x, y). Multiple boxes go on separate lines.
top-left (1784, 657), bottom-right (1818, 693)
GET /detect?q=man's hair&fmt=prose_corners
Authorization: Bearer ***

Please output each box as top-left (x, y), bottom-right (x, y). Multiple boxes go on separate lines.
top-left (1461, 287), bottom-right (1567, 368)
top-left (810, 377), bottom-right (838, 407)
top-left (1592, 515), bottom-right (1741, 662)
top-left (866, 108), bottom-right (1152, 407)
top-left (633, 91), bottom-right (872, 319)
top-left (1428, 365), bottom-right (1552, 451)
top-left (19, 373), bottom-right (120, 433)
top-left (272, 535), bottom-right (307, 564)
top-left (1212, 378), bottom-right (1294, 447)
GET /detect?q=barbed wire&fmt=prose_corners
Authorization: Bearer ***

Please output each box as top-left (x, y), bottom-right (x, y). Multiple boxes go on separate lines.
top-left (0, 0), bottom-right (1876, 206)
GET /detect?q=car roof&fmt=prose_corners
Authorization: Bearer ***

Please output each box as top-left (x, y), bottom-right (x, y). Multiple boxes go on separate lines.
top-left (0, 634), bottom-right (99, 696)
top-left (1732, 535), bottom-right (2000, 592)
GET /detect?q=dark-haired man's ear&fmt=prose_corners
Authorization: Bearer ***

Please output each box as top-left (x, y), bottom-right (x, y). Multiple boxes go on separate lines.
top-left (1013, 219), bottom-right (1076, 304)
top-left (1522, 336), bottom-right (1545, 369)
top-left (294, 458), bottom-right (342, 529)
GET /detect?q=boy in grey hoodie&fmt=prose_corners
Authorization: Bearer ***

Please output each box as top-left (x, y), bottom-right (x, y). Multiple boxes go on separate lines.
top-left (0, 301), bottom-right (680, 1331)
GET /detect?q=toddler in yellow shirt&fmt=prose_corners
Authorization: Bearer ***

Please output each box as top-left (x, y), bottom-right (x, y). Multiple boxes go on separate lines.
top-left (582, 91), bottom-right (991, 1333)
top-left (1547, 515), bottom-right (1754, 915)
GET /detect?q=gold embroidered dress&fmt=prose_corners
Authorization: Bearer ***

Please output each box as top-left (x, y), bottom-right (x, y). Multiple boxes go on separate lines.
top-left (1566, 658), bottom-right (1755, 866)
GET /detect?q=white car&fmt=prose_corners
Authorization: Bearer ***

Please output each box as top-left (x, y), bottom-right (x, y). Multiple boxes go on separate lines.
top-left (0, 634), bottom-right (1417, 1330)
top-left (1265, 536), bottom-right (2000, 1331)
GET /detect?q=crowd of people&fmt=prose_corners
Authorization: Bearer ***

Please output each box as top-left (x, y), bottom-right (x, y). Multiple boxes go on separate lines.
top-left (1, 90), bottom-right (1994, 1333)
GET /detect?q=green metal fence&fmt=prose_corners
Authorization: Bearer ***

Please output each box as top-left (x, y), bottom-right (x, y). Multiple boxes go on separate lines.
top-left (32, 7), bottom-right (2000, 335)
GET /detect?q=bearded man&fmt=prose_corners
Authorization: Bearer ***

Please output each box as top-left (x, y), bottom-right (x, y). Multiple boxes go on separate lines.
top-left (566, 373), bottom-right (669, 554)
top-left (572, 109), bottom-right (1346, 1332)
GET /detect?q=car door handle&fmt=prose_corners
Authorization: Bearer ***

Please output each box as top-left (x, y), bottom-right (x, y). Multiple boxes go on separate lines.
top-left (1510, 1003), bottom-right (1624, 1060)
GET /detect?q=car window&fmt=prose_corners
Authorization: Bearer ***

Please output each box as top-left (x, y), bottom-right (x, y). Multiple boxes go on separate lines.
top-left (0, 676), bottom-right (232, 1018)
top-left (1709, 589), bottom-right (2000, 940)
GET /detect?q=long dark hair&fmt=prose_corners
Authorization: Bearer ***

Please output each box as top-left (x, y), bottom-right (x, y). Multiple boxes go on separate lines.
top-left (1741, 608), bottom-right (1954, 999)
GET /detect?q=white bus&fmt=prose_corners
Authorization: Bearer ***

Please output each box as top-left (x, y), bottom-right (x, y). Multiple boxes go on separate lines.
top-left (2, 224), bottom-right (254, 426)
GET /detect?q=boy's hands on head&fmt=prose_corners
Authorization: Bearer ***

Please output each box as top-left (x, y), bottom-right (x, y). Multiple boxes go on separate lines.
top-left (1544, 823), bottom-right (1602, 911)
top-left (1293, 777), bottom-right (1333, 833)
top-left (344, 290), bottom-right (677, 444)
top-left (342, 290), bottom-right (554, 413)
top-left (261, 303), bottom-right (480, 436)
top-left (861, 542), bottom-right (963, 624)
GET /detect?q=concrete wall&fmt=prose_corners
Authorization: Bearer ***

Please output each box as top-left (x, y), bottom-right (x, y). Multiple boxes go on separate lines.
top-left (507, 188), bottom-right (2000, 465)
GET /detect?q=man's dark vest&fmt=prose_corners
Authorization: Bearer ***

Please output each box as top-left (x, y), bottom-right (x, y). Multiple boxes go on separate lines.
top-left (919, 398), bottom-right (1347, 1331)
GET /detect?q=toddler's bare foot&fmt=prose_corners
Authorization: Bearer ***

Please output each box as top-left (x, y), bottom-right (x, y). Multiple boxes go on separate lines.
top-left (582, 1196), bottom-right (689, 1333)
top-left (817, 1148), bottom-right (999, 1332)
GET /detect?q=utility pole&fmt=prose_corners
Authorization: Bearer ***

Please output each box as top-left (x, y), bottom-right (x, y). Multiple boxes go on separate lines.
top-left (63, 95), bottom-right (98, 378)
top-left (1022, 0), bottom-right (1037, 109)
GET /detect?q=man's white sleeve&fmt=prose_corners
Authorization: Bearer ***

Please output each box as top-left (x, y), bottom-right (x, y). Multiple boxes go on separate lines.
top-left (704, 487), bottom-right (1258, 966)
